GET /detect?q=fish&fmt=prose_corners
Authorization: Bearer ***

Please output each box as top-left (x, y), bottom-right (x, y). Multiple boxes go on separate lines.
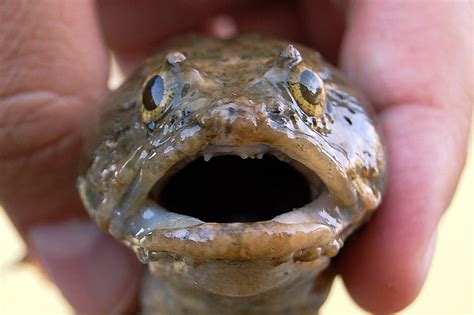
top-left (78, 34), bottom-right (386, 314)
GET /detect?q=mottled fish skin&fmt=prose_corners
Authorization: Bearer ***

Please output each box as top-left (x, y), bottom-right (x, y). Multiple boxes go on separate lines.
top-left (78, 34), bottom-right (385, 315)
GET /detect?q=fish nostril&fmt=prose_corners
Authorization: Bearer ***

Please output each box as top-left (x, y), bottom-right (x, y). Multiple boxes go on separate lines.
top-left (213, 102), bottom-right (254, 116)
top-left (226, 106), bottom-right (236, 115)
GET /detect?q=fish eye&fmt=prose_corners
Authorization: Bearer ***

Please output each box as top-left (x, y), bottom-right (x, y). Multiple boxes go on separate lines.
top-left (288, 68), bottom-right (326, 117)
top-left (141, 74), bottom-right (176, 123)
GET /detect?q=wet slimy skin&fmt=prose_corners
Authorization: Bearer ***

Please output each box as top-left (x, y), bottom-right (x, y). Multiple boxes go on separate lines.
top-left (78, 34), bottom-right (385, 315)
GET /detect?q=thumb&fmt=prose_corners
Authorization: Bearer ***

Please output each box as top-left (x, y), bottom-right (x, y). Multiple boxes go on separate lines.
top-left (28, 219), bottom-right (142, 314)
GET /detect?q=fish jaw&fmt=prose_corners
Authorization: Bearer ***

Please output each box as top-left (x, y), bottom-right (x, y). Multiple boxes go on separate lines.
top-left (76, 101), bottom-right (379, 298)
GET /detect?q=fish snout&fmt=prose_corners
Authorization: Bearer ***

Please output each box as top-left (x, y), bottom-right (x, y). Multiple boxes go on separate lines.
top-left (199, 99), bottom-right (269, 142)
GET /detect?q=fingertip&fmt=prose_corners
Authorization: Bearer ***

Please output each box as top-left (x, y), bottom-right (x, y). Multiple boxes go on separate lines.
top-left (28, 219), bottom-right (143, 314)
top-left (336, 209), bottom-right (437, 313)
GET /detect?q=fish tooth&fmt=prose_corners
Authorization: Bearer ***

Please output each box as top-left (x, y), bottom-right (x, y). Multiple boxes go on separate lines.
top-left (204, 154), bottom-right (213, 162)
top-left (273, 152), bottom-right (289, 162)
top-left (256, 153), bottom-right (264, 159)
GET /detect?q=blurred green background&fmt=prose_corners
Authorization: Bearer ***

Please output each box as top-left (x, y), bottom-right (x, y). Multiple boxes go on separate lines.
top-left (0, 117), bottom-right (472, 314)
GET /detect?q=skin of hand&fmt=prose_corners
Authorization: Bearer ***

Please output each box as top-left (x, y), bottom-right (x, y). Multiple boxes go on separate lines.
top-left (0, 0), bottom-right (472, 314)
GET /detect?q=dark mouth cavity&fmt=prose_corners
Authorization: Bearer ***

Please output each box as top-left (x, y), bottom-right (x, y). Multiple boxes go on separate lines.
top-left (154, 154), bottom-right (312, 223)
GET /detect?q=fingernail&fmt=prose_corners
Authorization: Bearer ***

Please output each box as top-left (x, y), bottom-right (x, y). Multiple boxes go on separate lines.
top-left (28, 219), bottom-right (142, 314)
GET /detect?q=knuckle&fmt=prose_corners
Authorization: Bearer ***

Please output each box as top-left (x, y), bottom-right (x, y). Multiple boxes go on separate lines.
top-left (0, 90), bottom-right (84, 162)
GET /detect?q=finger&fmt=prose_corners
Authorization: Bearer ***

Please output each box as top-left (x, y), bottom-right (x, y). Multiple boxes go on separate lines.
top-left (198, 2), bottom-right (308, 50)
top-left (340, 0), bottom-right (473, 113)
top-left (222, 1), bottom-right (309, 44)
top-left (97, 0), bottom-right (258, 68)
top-left (336, 0), bottom-right (472, 313)
top-left (337, 104), bottom-right (469, 313)
top-left (98, 0), bottom-right (344, 71)
top-left (28, 219), bottom-right (142, 315)
top-left (300, 0), bottom-right (346, 63)
top-left (0, 1), bottom-right (142, 313)
top-left (0, 0), bottom-right (108, 229)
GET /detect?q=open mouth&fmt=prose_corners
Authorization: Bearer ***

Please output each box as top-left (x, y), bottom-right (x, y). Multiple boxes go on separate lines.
top-left (90, 132), bottom-right (360, 262)
top-left (152, 152), bottom-right (322, 223)
top-left (134, 149), bottom-right (343, 297)
top-left (114, 144), bottom-right (352, 262)
top-left (103, 143), bottom-right (352, 263)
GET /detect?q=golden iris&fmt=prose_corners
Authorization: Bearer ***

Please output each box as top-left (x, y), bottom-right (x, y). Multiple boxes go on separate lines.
top-left (288, 69), bottom-right (326, 117)
top-left (141, 74), bottom-right (176, 123)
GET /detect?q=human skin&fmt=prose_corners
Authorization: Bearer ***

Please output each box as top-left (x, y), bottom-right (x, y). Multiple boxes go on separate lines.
top-left (0, 1), bottom-right (472, 314)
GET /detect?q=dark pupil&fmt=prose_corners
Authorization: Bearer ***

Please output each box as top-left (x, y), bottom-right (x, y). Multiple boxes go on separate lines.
top-left (299, 70), bottom-right (321, 104)
top-left (143, 75), bottom-right (164, 111)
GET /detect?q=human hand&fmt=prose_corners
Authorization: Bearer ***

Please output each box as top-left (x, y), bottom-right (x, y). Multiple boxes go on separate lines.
top-left (0, 1), bottom-right (471, 314)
